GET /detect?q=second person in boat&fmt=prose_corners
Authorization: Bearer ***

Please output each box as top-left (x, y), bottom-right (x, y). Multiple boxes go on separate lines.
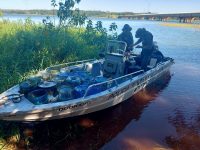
top-left (132, 28), bottom-right (154, 70)
top-left (118, 24), bottom-right (134, 53)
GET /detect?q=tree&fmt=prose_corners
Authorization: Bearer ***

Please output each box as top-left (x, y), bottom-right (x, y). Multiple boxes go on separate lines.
top-left (57, 0), bottom-right (87, 26)
top-left (51, 0), bottom-right (57, 26)
top-left (69, 9), bottom-right (87, 27)
top-left (109, 22), bottom-right (118, 39)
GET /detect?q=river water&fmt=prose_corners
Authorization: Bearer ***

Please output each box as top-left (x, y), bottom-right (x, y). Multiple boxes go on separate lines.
top-left (2, 14), bottom-right (200, 150)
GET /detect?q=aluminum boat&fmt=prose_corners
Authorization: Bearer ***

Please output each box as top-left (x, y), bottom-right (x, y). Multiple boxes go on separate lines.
top-left (0, 40), bottom-right (174, 121)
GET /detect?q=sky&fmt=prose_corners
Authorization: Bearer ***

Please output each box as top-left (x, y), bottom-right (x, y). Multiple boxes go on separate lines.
top-left (0, 0), bottom-right (200, 13)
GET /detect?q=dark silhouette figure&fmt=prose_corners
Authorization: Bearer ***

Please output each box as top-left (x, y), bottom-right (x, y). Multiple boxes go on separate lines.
top-left (133, 28), bottom-right (154, 70)
top-left (118, 24), bottom-right (134, 52)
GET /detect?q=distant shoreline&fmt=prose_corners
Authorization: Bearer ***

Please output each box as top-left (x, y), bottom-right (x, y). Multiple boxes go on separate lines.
top-left (0, 9), bottom-right (139, 19)
top-left (1, 11), bottom-right (200, 27)
top-left (3, 13), bottom-right (54, 17)
top-left (160, 22), bottom-right (200, 29)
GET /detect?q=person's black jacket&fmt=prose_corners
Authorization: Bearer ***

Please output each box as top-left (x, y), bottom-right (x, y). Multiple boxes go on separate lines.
top-left (118, 31), bottom-right (134, 52)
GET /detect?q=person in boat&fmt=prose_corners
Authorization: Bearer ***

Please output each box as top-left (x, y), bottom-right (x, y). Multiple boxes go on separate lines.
top-left (118, 24), bottom-right (134, 52)
top-left (132, 28), bottom-right (154, 70)
top-left (118, 24), bottom-right (134, 74)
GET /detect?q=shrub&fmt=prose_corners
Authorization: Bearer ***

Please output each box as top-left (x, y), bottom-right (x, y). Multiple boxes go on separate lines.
top-left (0, 20), bottom-right (107, 92)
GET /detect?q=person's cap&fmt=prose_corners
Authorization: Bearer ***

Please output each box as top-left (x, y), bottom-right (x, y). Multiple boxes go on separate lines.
top-left (122, 24), bottom-right (132, 31)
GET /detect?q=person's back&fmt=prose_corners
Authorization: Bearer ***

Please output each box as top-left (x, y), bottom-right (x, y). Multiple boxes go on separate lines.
top-left (134, 28), bottom-right (154, 70)
top-left (118, 24), bottom-right (134, 52)
top-left (141, 30), bottom-right (153, 52)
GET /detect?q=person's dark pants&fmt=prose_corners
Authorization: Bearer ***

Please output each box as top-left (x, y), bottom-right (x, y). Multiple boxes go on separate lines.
top-left (141, 49), bottom-right (153, 70)
top-left (124, 60), bottom-right (131, 74)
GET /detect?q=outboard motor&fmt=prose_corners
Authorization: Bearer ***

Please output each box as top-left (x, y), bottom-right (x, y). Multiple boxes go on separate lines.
top-left (151, 50), bottom-right (164, 63)
top-left (145, 42), bottom-right (165, 69)
top-left (151, 42), bottom-right (164, 63)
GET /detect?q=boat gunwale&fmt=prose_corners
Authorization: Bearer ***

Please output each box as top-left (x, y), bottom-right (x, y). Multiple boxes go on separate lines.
top-left (0, 58), bottom-right (174, 120)
top-left (45, 58), bottom-right (96, 72)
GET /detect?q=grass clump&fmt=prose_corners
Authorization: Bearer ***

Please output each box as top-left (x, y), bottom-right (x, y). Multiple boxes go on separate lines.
top-left (0, 121), bottom-right (20, 149)
top-left (0, 19), bottom-right (108, 93)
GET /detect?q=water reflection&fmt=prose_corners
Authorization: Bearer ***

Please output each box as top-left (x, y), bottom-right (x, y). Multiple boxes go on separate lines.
top-left (19, 71), bottom-right (172, 150)
top-left (166, 109), bottom-right (200, 150)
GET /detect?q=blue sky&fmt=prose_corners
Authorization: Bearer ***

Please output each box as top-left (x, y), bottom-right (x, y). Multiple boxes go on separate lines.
top-left (0, 0), bottom-right (200, 13)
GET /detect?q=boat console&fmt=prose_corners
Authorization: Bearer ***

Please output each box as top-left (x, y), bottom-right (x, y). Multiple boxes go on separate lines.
top-left (103, 40), bottom-right (127, 78)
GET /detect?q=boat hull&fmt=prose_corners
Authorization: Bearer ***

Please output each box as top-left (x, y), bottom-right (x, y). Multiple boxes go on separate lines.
top-left (0, 60), bottom-right (174, 122)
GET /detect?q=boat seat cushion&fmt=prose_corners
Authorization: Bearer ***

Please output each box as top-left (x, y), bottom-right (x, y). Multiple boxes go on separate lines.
top-left (84, 63), bottom-right (93, 72)
top-left (103, 59), bottom-right (118, 74)
top-left (91, 62), bottom-right (102, 77)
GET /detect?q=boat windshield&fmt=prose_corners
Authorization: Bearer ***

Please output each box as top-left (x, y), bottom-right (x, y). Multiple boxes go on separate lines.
top-left (106, 40), bottom-right (127, 55)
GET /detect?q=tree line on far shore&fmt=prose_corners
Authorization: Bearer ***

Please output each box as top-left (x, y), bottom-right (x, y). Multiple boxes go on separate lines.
top-left (0, 9), bottom-right (140, 18)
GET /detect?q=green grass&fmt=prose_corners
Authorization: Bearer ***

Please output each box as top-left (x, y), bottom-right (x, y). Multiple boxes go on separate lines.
top-left (0, 19), bottom-right (108, 148)
top-left (0, 19), bottom-right (107, 93)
